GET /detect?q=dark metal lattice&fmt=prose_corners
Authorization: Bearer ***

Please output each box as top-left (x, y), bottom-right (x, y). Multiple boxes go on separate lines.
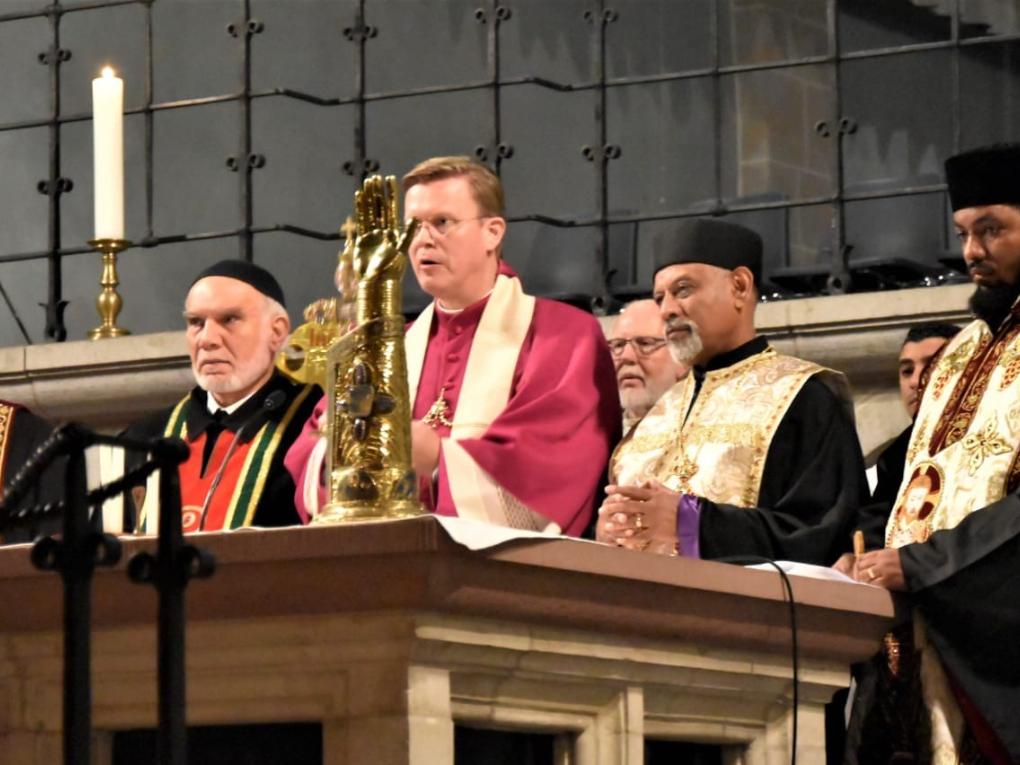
top-left (0, 0), bottom-right (1011, 341)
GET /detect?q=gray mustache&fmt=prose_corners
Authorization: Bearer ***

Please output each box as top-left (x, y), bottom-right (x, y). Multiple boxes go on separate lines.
top-left (665, 318), bottom-right (694, 333)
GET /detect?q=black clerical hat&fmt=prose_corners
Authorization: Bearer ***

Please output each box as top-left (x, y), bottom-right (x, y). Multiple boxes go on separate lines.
top-left (651, 218), bottom-right (763, 286)
top-left (945, 143), bottom-right (1020, 212)
top-left (191, 259), bottom-right (286, 308)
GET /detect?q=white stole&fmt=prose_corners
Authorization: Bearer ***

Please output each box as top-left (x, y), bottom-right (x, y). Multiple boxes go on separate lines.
top-left (406, 274), bottom-right (548, 530)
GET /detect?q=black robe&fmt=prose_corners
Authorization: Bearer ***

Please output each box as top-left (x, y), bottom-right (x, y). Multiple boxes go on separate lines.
top-left (846, 425), bottom-right (914, 553)
top-left (122, 372), bottom-right (320, 532)
top-left (0, 403), bottom-right (70, 545)
top-left (694, 337), bottom-right (870, 565)
top-left (871, 424), bottom-right (913, 506)
top-left (846, 495), bottom-right (1020, 764)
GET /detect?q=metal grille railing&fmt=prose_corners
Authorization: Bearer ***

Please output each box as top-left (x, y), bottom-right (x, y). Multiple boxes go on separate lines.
top-left (0, 0), bottom-right (1014, 343)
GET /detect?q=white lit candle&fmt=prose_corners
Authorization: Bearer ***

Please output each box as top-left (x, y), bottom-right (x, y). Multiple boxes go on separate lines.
top-left (92, 66), bottom-right (124, 240)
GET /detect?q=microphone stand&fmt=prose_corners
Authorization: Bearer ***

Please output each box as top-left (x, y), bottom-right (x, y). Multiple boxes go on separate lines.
top-left (0, 423), bottom-right (122, 765)
top-left (128, 391), bottom-right (282, 760)
top-left (0, 425), bottom-right (211, 765)
top-left (31, 435), bottom-right (121, 765)
top-left (128, 439), bottom-right (215, 765)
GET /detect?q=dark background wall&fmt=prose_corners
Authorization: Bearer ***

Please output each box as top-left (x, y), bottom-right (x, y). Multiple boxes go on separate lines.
top-left (1, 0), bottom-right (1017, 347)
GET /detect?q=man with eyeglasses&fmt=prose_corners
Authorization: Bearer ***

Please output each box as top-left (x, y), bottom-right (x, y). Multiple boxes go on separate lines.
top-left (601, 218), bottom-right (868, 565)
top-left (607, 299), bottom-right (687, 432)
top-left (288, 156), bottom-right (620, 535)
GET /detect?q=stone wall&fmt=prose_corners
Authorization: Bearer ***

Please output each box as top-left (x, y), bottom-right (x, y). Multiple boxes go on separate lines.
top-left (0, 284), bottom-right (972, 459)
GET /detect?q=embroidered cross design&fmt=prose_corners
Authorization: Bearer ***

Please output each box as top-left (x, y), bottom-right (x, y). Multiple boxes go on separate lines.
top-left (673, 455), bottom-right (699, 490)
top-left (961, 419), bottom-right (1011, 475)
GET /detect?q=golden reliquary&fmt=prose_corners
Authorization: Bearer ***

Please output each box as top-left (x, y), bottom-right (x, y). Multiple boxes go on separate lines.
top-left (278, 175), bottom-right (425, 523)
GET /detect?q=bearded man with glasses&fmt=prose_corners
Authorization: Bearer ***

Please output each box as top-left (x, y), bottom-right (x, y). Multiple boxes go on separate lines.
top-left (601, 218), bottom-right (868, 565)
top-left (287, 156), bottom-right (620, 536)
top-left (607, 299), bottom-right (687, 432)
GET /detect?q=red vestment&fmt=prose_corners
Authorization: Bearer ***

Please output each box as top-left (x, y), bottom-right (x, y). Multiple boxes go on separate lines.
top-left (285, 269), bottom-right (620, 536)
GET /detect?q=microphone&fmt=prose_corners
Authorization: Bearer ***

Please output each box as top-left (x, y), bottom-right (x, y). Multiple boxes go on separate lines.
top-left (150, 436), bottom-right (191, 467)
top-left (197, 390), bottom-right (288, 530)
top-left (259, 390), bottom-right (288, 415)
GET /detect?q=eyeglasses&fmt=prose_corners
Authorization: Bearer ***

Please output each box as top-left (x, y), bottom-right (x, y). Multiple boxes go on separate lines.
top-left (413, 216), bottom-right (487, 238)
top-left (607, 336), bottom-right (667, 358)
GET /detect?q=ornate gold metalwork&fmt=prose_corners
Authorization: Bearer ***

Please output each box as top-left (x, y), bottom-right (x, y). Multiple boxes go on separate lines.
top-left (315, 175), bottom-right (425, 523)
top-left (336, 216), bottom-right (358, 328)
top-left (673, 455), bottom-right (699, 490)
top-left (277, 297), bottom-right (340, 387)
top-left (422, 387), bottom-right (454, 429)
top-left (883, 632), bottom-right (903, 677)
top-left (88, 238), bottom-right (131, 340)
top-left (276, 217), bottom-right (360, 386)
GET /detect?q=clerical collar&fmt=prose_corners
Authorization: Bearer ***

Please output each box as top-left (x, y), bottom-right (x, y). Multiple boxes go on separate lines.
top-left (434, 292), bottom-right (491, 330)
top-left (207, 389), bottom-right (255, 416)
top-left (700, 335), bottom-right (769, 373)
top-left (436, 285), bottom-right (495, 315)
top-left (186, 370), bottom-right (293, 443)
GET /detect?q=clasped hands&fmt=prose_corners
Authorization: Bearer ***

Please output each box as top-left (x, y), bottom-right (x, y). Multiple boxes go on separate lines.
top-left (597, 478), bottom-right (910, 585)
top-left (596, 481), bottom-right (680, 556)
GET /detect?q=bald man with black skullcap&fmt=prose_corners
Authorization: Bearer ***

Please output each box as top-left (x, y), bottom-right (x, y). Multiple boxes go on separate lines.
top-left (122, 260), bottom-right (320, 534)
top-left (601, 218), bottom-right (868, 564)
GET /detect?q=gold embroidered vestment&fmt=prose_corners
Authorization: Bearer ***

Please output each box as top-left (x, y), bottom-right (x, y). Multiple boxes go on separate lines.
top-left (612, 348), bottom-right (846, 508)
top-left (885, 316), bottom-right (1020, 763)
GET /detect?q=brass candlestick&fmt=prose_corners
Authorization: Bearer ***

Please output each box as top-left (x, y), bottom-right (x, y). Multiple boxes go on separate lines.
top-left (87, 238), bottom-right (131, 340)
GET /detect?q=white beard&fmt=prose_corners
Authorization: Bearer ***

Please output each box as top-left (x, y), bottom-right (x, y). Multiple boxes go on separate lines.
top-left (666, 320), bottom-right (703, 365)
top-left (619, 386), bottom-right (659, 422)
top-left (193, 345), bottom-right (273, 402)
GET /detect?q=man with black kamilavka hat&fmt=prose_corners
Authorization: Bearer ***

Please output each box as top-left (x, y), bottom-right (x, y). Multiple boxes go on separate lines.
top-left (122, 260), bottom-right (320, 533)
top-left (599, 217), bottom-right (868, 564)
top-left (847, 144), bottom-right (1020, 765)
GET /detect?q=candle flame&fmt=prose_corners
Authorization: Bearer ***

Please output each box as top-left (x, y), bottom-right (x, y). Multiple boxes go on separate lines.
top-left (101, 66), bottom-right (115, 79)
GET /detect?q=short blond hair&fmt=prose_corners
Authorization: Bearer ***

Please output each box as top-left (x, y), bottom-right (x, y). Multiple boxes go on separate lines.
top-left (402, 156), bottom-right (505, 217)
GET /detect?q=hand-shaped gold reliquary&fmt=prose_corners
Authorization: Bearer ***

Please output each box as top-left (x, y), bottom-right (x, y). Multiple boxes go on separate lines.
top-left (283, 176), bottom-right (425, 523)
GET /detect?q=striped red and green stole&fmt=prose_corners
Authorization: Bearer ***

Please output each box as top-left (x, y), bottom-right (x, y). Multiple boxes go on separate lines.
top-left (138, 386), bottom-right (312, 533)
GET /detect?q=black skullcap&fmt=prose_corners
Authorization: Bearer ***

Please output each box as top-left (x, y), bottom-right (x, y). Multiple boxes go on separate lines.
top-left (651, 218), bottom-right (763, 286)
top-left (190, 259), bottom-right (286, 308)
top-left (945, 143), bottom-right (1020, 212)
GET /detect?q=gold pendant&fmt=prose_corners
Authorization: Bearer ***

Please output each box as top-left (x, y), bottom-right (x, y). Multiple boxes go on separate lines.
top-left (423, 387), bottom-right (453, 429)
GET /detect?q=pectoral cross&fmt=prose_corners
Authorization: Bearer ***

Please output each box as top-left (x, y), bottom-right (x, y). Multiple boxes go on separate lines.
top-left (423, 387), bottom-right (454, 429)
top-left (673, 455), bottom-right (699, 491)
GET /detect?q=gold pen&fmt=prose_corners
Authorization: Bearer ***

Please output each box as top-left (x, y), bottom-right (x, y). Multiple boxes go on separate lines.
top-left (853, 529), bottom-right (865, 557)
